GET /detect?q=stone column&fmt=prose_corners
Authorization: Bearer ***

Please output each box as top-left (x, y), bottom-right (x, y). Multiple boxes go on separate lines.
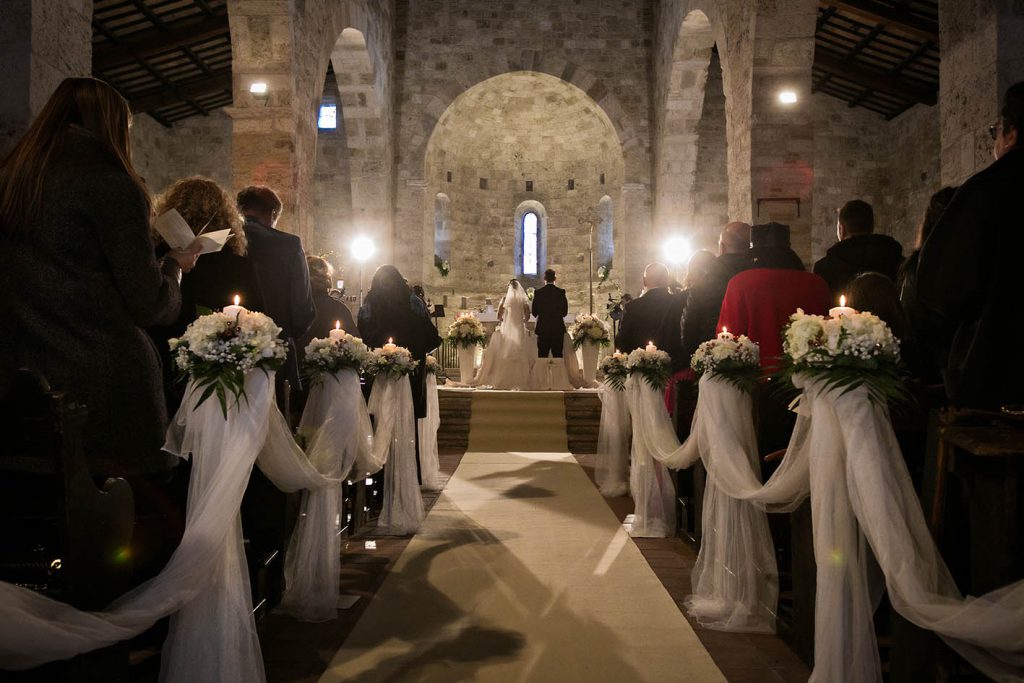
top-left (940, 0), bottom-right (1024, 185)
top-left (0, 0), bottom-right (92, 153)
top-left (621, 182), bottom-right (652, 295)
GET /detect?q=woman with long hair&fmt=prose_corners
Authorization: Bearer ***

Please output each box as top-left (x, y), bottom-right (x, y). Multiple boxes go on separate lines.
top-left (0, 77), bottom-right (197, 476)
top-left (149, 176), bottom-right (264, 412)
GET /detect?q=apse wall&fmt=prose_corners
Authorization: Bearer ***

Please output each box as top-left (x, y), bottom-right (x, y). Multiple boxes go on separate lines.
top-left (131, 110), bottom-right (232, 197)
top-left (422, 72), bottom-right (624, 314)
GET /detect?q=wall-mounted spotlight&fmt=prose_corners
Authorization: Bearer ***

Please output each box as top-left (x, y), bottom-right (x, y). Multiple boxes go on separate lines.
top-left (250, 81), bottom-right (269, 106)
top-left (778, 90), bottom-right (798, 105)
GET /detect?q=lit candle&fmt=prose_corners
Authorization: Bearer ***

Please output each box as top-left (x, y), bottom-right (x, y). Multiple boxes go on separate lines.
top-left (383, 336), bottom-right (397, 352)
top-left (829, 294), bottom-right (857, 318)
top-left (223, 294), bottom-right (246, 319)
top-left (329, 320), bottom-right (345, 341)
top-left (645, 340), bottom-right (657, 353)
top-left (718, 326), bottom-right (730, 339)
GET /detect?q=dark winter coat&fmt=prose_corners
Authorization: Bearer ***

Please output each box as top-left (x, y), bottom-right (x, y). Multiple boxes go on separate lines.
top-left (299, 290), bottom-right (357, 353)
top-left (813, 233), bottom-right (904, 302)
top-left (917, 148), bottom-right (1024, 408)
top-left (680, 251), bottom-right (754, 361)
top-left (615, 287), bottom-right (676, 356)
top-left (0, 129), bottom-right (182, 476)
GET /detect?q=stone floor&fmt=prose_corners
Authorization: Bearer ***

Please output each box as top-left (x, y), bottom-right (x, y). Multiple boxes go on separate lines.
top-left (259, 449), bottom-right (811, 683)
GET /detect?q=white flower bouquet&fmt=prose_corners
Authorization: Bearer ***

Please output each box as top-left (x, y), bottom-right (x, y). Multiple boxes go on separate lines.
top-left (599, 351), bottom-right (629, 392)
top-left (626, 347), bottom-right (673, 392)
top-left (779, 308), bottom-right (906, 404)
top-left (170, 309), bottom-right (288, 417)
top-left (446, 312), bottom-right (487, 349)
top-left (424, 354), bottom-right (441, 377)
top-left (364, 344), bottom-right (419, 379)
top-left (302, 332), bottom-right (370, 384)
top-left (569, 313), bottom-right (611, 349)
top-left (691, 330), bottom-right (761, 393)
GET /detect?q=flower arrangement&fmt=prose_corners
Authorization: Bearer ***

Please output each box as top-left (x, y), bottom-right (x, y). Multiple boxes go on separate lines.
top-left (424, 354), bottom-right (441, 376)
top-left (691, 330), bottom-right (761, 393)
top-left (599, 351), bottom-right (629, 392)
top-left (569, 313), bottom-right (611, 349)
top-left (446, 312), bottom-right (487, 348)
top-left (364, 343), bottom-right (418, 379)
top-left (597, 264), bottom-right (611, 283)
top-left (526, 287), bottom-right (535, 302)
top-left (626, 346), bottom-right (673, 392)
top-left (170, 308), bottom-right (288, 417)
top-left (302, 332), bottom-right (370, 384)
top-left (435, 256), bottom-right (450, 278)
top-left (779, 308), bottom-right (906, 404)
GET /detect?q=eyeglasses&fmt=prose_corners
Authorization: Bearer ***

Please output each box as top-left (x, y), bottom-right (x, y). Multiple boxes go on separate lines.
top-left (989, 123), bottom-right (1002, 140)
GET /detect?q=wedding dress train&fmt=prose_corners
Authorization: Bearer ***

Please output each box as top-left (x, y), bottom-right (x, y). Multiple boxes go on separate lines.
top-left (471, 282), bottom-right (534, 390)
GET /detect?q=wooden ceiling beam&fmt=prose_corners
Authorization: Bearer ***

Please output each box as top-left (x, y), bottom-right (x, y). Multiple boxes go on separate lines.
top-left (814, 50), bottom-right (936, 105)
top-left (825, 0), bottom-right (938, 44)
top-left (129, 71), bottom-right (232, 113)
top-left (93, 13), bottom-right (229, 72)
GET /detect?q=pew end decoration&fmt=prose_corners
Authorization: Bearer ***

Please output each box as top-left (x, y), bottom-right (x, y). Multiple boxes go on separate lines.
top-left (302, 332), bottom-right (370, 385)
top-left (625, 346), bottom-right (672, 391)
top-left (424, 354), bottom-right (441, 377)
top-left (364, 344), bottom-right (418, 379)
top-left (778, 307), bottom-right (908, 405)
top-left (169, 307), bottom-right (287, 417)
top-left (569, 313), bottom-right (611, 349)
top-left (599, 351), bottom-right (629, 391)
top-left (690, 331), bottom-right (761, 394)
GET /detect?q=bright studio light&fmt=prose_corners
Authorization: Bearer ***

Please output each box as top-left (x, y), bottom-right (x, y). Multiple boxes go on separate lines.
top-left (662, 236), bottom-right (693, 266)
top-left (778, 89), bottom-right (798, 105)
top-left (249, 82), bottom-right (268, 95)
top-left (350, 236), bottom-right (376, 262)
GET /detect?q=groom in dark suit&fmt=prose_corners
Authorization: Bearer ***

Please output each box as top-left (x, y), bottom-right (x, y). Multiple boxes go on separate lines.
top-left (531, 269), bottom-right (569, 358)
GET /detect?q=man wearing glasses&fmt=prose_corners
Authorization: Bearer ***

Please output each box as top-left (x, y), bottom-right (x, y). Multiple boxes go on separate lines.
top-left (917, 82), bottom-right (1022, 409)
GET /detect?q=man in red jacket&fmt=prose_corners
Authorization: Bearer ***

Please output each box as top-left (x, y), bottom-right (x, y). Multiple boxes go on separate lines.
top-left (717, 222), bottom-right (831, 370)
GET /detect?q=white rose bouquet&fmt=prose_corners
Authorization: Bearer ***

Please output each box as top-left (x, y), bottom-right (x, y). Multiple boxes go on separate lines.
top-left (690, 330), bottom-right (761, 393)
top-left (364, 344), bottom-right (419, 379)
top-left (599, 351), bottom-right (629, 392)
top-left (626, 347), bottom-right (673, 391)
top-left (302, 332), bottom-right (370, 384)
top-left (779, 308), bottom-right (907, 404)
top-left (446, 312), bottom-right (487, 348)
top-left (424, 354), bottom-right (441, 377)
top-left (569, 313), bottom-right (611, 349)
top-left (170, 309), bottom-right (288, 417)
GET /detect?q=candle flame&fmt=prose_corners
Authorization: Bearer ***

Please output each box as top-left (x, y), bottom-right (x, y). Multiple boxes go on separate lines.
top-left (722, 326), bottom-right (728, 335)
top-left (335, 320), bottom-right (341, 330)
top-left (647, 341), bottom-right (653, 346)
top-left (233, 294), bottom-right (240, 306)
top-left (387, 337), bottom-right (393, 344)
top-left (839, 294), bottom-right (846, 307)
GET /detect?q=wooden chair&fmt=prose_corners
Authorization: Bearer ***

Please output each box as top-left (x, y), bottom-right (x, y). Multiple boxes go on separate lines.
top-left (0, 369), bottom-right (134, 681)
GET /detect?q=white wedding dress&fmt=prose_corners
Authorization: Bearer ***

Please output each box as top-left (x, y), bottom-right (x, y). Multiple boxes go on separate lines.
top-left (471, 283), bottom-right (535, 390)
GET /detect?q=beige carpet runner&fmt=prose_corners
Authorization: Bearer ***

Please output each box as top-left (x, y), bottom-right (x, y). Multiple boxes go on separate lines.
top-left (466, 390), bottom-right (569, 453)
top-left (319, 428), bottom-right (725, 681)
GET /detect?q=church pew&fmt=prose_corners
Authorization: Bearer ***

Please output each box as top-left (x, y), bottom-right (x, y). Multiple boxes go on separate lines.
top-left (0, 369), bottom-right (135, 681)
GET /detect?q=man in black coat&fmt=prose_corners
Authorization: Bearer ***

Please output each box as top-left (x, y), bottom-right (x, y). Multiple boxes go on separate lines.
top-left (236, 186), bottom-right (316, 389)
top-left (615, 262), bottom-right (676, 357)
top-left (531, 269), bottom-right (569, 358)
top-left (813, 199), bottom-right (903, 303)
top-left (917, 81), bottom-right (1024, 409)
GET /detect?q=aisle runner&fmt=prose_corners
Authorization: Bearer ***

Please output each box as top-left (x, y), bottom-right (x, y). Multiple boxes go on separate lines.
top-left (320, 451), bottom-right (724, 682)
top-left (467, 390), bottom-right (568, 452)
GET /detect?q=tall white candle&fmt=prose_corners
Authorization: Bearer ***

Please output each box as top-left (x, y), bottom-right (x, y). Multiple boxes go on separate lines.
top-left (223, 294), bottom-right (246, 319)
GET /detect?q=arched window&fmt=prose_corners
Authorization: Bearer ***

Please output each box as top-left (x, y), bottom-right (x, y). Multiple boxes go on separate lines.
top-left (514, 201), bottom-right (547, 279)
top-left (597, 195), bottom-right (614, 268)
top-left (434, 193), bottom-right (451, 263)
top-left (522, 211), bottom-right (539, 275)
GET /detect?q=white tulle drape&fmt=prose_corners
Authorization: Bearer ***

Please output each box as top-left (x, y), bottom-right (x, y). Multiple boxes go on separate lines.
top-left (596, 382), bottom-right (630, 497)
top-left (279, 368), bottom-right (376, 622)
top-left (368, 375), bottom-right (424, 535)
top-left (623, 375), bottom-right (676, 538)
top-left (417, 373), bottom-right (444, 492)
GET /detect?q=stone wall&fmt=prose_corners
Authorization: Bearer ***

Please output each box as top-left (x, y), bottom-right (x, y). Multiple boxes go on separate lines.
top-left (131, 111), bottom-right (233, 197)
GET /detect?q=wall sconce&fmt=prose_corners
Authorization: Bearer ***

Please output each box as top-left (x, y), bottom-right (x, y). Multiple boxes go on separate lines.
top-left (778, 89), bottom-right (798, 105)
top-left (249, 81), bottom-right (269, 106)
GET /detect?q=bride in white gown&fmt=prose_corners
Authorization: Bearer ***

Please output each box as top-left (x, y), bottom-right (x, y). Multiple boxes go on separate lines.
top-left (471, 279), bottom-right (535, 390)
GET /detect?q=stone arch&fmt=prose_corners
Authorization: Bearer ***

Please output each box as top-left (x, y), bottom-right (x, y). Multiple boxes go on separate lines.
top-left (513, 200), bottom-right (548, 281)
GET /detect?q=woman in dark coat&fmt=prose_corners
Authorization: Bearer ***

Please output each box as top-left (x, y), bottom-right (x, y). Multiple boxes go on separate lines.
top-left (358, 265), bottom-right (442, 418)
top-left (149, 176), bottom-right (264, 413)
top-left (0, 78), bottom-right (197, 477)
top-left (298, 254), bottom-right (356, 353)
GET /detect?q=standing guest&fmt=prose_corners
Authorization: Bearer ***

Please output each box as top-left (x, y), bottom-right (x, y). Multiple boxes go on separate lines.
top-left (358, 265), bottom-right (442, 419)
top-left (718, 222), bottom-right (831, 370)
top-left (813, 199), bottom-right (904, 302)
top-left (0, 78), bottom-right (198, 476)
top-left (149, 176), bottom-right (263, 412)
top-left (236, 186), bottom-right (316, 391)
top-left (615, 262), bottom-right (677, 358)
top-left (299, 255), bottom-right (356, 352)
top-left (658, 250), bottom-right (716, 371)
top-left (680, 223), bottom-right (754, 360)
top-left (531, 268), bottom-right (569, 358)
top-left (917, 82), bottom-right (1024, 409)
